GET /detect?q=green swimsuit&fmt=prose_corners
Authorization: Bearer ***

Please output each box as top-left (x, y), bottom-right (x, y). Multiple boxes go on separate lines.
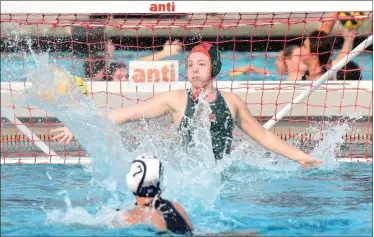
top-left (178, 88), bottom-right (234, 160)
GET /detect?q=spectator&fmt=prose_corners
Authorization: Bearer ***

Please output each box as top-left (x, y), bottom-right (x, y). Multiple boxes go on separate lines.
top-left (274, 45), bottom-right (308, 81)
top-left (83, 56), bottom-right (107, 81)
top-left (83, 40), bottom-right (182, 81)
top-left (300, 12), bottom-right (362, 81)
top-left (108, 62), bottom-right (128, 81)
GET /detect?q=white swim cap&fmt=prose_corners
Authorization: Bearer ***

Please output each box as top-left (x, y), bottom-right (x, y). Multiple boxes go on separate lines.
top-left (126, 154), bottom-right (164, 197)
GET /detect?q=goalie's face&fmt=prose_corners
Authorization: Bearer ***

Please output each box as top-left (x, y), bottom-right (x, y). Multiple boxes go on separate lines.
top-left (187, 52), bottom-right (212, 88)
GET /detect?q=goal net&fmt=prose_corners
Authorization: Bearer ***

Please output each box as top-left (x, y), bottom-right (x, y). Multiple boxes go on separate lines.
top-left (1, 12), bottom-right (373, 164)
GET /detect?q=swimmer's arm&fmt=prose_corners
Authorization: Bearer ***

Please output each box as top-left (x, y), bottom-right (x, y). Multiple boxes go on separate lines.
top-left (172, 202), bottom-right (194, 231)
top-left (233, 95), bottom-right (323, 169)
top-left (320, 12), bottom-right (339, 34)
top-left (230, 65), bottom-right (272, 75)
top-left (332, 29), bottom-right (354, 66)
top-left (139, 51), bottom-right (168, 61)
top-left (107, 92), bottom-right (171, 124)
top-left (139, 40), bottom-right (182, 61)
top-left (51, 93), bottom-right (170, 143)
top-left (122, 213), bottom-right (136, 226)
top-left (151, 212), bottom-right (168, 232)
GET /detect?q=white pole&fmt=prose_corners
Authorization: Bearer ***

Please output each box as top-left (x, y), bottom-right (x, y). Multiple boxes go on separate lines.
top-left (263, 35), bottom-right (373, 130)
top-left (2, 108), bottom-right (60, 158)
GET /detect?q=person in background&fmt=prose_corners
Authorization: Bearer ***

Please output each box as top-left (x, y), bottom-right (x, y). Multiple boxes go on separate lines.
top-left (121, 154), bottom-right (194, 235)
top-left (108, 62), bottom-right (129, 81)
top-left (83, 56), bottom-right (107, 81)
top-left (83, 39), bottom-right (182, 81)
top-left (230, 44), bottom-right (308, 81)
top-left (228, 64), bottom-right (271, 77)
top-left (301, 12), bottom-right (362, 81)
top-left (274, 45), bottom-right (308, 81)
top-left (53, 39), bottom-right (182, 142)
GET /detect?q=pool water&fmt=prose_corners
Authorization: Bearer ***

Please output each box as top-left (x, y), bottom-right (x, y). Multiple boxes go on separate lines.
top-left (1, 162), bottom-right (372, 236)
top-left (1, 49), bottom-right (373, 237)
top-left (1, 50), bottom-right (373, 82)
top-left (1, 76), bottom-right (373, 236)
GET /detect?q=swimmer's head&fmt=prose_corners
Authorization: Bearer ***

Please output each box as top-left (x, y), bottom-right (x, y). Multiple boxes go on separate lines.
top-left (108, 62), bottom-right (129, 81)
top-left (83, 57), bottom-right (106, 79)
top-left (276, 45), bottom-right (308, 75)
top-left (301, 30), bottom-right (333, 67)
top-left (187, 42), bottom-right (222, 88)
top-left (126, 154), bottom-right (164, 198)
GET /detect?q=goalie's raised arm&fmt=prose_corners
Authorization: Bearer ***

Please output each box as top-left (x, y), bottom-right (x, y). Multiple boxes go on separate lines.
top-left (50, 91), bottom-right (174, 144)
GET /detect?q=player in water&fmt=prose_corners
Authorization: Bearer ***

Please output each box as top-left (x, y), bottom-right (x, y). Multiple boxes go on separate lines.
top-left (121, 154), bottom-right (193, 235)
top-left (301, 12), bottom-right (362, 81)
top-left (51, 42), bottom-right (323, 169)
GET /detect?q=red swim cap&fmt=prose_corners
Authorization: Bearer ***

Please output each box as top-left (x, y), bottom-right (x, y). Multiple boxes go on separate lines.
top-left (189, 42), bottom-right (222, 78)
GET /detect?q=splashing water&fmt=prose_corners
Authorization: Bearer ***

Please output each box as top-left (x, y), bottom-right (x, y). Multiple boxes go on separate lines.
top-left (163, 93), bottom-right (222, 209)
top-left (309, 121), bottom-right (351, 170)
top-left (12, 52), bottom-right (227, 228)
top-left (14, 52), bottom-right (132, 193)
top-left (44, 190), bottom-right (127, 229)
top-left (10, 50), bottom-right (365, 233)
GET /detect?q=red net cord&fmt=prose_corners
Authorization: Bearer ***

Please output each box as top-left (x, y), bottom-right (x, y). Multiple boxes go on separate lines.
top-left (1, 12), bottom-right (372, 164)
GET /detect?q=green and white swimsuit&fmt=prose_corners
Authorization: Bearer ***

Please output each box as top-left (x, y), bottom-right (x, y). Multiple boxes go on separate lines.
top-left (178, 88), bottom-right (234, 160)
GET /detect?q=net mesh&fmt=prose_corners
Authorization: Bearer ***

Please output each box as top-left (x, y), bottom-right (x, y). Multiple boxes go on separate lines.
top-left (1, 12), bottom-right (373, 164)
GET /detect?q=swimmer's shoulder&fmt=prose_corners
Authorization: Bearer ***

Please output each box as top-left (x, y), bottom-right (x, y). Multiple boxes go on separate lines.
top-left (166, 89), bottom-right (187, 97)
top-left (218, 90), bottom-right (245, 114)
top-left (219, 90), bottom-right (241, 101)
top-left (122, 207), bottom-right (142, 225)
top-left (123, 211), bottom-right (137, 225)
top-left (123, 207), bottom-right (167, 231)
top-left (170, 201), bottom-right (186, 213)
top-left (151, 209), bottom-right (168, 232)
top-left (154, 89), bottom-right (186, 100)
top-left (122, 207), bottom-right (146, 225)
top-left (163, 89), bottom-right (188, 109)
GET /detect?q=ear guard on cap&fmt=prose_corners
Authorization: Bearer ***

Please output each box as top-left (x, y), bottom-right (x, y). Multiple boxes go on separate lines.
top-left (211, 57), bottom-right (222, 78)
top-left (200, 42), bottom-right (222, 78)
top-left (126, 154), bottom-right (164, 198)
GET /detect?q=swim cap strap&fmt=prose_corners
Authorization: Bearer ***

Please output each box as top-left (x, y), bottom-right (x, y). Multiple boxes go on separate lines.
top-left (133, 159), bottom-right (147, 195)
top-left (134, 186), bottom-right (162, 198)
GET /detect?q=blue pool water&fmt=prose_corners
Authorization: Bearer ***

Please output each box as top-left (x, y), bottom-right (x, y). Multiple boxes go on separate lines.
top-left (1, 51), bottom-right (373, 237)
top-left (1, 162), bottom-right (372, 236)
top-left (1, 50), bottom-right (373, 82)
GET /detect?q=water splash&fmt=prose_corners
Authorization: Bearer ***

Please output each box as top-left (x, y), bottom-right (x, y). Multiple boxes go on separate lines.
top-left (13, 52), bottom-right (225, 228)
top-left (11, 50), bottom-right (364, 232)
top-left (172, 95), bottom-right (222, 209)
top-left (228, 118), bottom-right (358, 174)
top-left (309, 121), bottom-right (351, 170)
top-left (14, 52), bottom-right (132, 193)
top-left (45, 190), bottom-right (126, 229)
